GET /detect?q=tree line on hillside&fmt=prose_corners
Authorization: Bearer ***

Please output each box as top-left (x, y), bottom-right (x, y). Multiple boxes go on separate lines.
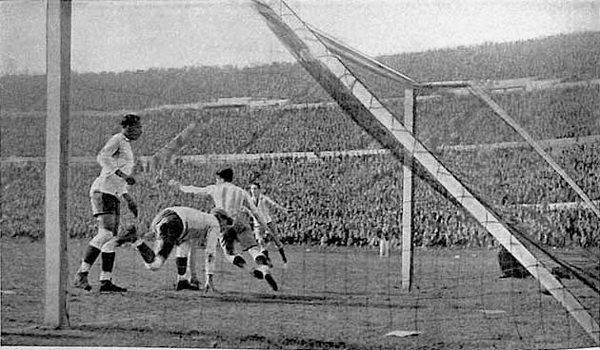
top-left (1, 32), bottom-right (599, 112)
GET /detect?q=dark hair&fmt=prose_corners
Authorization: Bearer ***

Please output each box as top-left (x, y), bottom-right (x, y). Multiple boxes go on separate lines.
top-left (121, 114), bottom-right (140, 128)
top-left (216, 168), bottom-right (233, 182)
top-left (250, 182), bottom-right (261, 189)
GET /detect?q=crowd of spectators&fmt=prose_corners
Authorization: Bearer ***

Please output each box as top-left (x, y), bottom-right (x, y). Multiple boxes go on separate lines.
top-left (2, 140), bottom-right (598, 248)
top-left (1, 82), bottom-right (598, 249)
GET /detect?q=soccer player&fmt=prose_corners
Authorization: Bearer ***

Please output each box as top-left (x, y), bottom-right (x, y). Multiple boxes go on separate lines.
top-left (169, 168), bottom-right (279, 291)
top-left (378, 225), bottom-right (390, 258)
top-left (249, 182), bottom-right (289, 267)
top-left (73, 114), bottom-right (142, 292)
top-left (116, 206), bottom-right (230, 292)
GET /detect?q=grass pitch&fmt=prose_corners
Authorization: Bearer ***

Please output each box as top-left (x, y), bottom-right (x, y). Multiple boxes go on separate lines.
top-left (1, 238), bottom-right (597, 349)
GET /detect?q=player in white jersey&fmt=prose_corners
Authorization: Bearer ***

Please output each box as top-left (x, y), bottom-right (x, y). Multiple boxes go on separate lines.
top-left (249, 182), bottom-right (289, 267)
top-left (73, 114), bottom-right (142, 292)
top-left (117, 206), bottom-right (230, 291)
top-left (169, 168), bottom-right (279, 291)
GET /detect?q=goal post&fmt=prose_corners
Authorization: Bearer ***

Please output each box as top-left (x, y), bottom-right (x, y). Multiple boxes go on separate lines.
top-left (44, 0), bottom-right (71, 328)
top-left (251, 0), bottom-right (600, 344)
top-left (401, 87), bottom-right (415, 291)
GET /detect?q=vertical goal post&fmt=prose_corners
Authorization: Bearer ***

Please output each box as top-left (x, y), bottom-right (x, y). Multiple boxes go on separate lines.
top-left (401, 87), bottom-right (415, 292)
top-left (45, 0), bottom-right (71, 327)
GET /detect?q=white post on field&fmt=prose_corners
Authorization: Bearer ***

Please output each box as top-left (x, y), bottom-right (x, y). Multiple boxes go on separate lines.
top-left (45, 0), bottom-right (71, 328)
top-left (401, 88), bottom-right (416, 291)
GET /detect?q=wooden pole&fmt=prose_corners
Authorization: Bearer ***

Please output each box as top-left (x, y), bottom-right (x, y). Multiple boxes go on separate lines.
top-left (45, 0), bottom-right (71, 328)
top-left (401, 88), bottom-right (415, 291)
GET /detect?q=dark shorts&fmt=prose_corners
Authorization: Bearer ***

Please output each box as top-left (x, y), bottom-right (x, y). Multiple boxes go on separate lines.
top-left (221, 218), bottom-right (258, 255)
top-left (90, 191), bottom-right (120, 217)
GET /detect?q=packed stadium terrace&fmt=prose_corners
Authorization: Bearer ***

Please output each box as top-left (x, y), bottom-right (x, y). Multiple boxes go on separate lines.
top-left (1, 74), bottom-right (599, 249)
top-left (1, 136), bottom-right (599, 248)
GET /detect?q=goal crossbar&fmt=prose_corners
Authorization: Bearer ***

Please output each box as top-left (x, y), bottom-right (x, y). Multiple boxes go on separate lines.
top-left (251, 0), bottom-right (600, 344)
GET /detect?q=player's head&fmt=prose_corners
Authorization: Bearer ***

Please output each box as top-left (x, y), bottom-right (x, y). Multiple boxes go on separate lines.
top-left (250, 182), bottom-right (261, 196)
top-left (211, 207), bottom-right (233, 228)
top-left (121, 114), bottom-right (142, 141)
top-left (216, 168), bottom-right (233, 183)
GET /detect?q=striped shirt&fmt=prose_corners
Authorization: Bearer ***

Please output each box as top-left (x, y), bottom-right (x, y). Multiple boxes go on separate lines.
top-left (251, 194), bottom-right (286, 225)
top-left (90, 133), bottom-right (134, 197)
top-left (179, 182), bottom-right (268, 227)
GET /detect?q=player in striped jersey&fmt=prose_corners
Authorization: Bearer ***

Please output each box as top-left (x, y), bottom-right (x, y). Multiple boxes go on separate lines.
top-left (249, 182), bottom-right (289, 267)
top-left (117, 206), bottom-right (230, 291)
top-left (73, 114), bottom-right (142, 292)
top-left (168, 168), bottom-right (279, 291)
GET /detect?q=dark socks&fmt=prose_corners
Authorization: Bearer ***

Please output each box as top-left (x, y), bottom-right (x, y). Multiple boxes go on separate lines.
top-left (136, 242), bottom-right (156, 263)
top-left (83, 246), bottom-right (101, 266)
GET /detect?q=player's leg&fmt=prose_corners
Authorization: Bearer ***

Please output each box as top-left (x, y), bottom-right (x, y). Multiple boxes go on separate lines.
top-left (255, 225), bottom-right (273, 267)
top-left (98, 211), bottom-right (128, 292)
top-left (246, 246), bottom-right (278, 291)
top-left (74, 192), bottom-right (117, 291)
top-left (120, 211), bottom-right (181, 275)
top-left (174, 241), bottom-right (199, 291)
top-left (94, 192), bottom-right (129, 292)
top-left (220, 227), bottom-right (250, 271)
top-left (188, 239), bottom-right (200, 286)
top-left (267, 222), bottom-right (287, 265)
top-left (238, 225), bottom-right (278, 291)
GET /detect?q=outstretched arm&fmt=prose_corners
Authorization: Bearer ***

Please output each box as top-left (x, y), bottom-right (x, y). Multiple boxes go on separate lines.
top-left (168, 179), bottom-right (213, 195)
top-left (264, 195), bottom-right (289, 213)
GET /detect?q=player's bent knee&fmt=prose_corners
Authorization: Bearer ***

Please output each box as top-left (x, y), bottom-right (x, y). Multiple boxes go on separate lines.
top-left (97, 214), bottom-right (118, 232)
top-left (89, 228), bottom-right (114, 249)
top-left (101, 238), bottom-right (117, 253)
top-left (175, 241), bottom-right (190, 258)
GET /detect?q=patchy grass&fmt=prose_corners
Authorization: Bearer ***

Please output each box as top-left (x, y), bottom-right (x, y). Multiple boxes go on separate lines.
top-left (1, 238), bottom-right (597, 349)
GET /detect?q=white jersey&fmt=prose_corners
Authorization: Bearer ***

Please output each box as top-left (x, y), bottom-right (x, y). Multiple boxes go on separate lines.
top-left (89, 133), bottom-right (134, 197)
top-left (251, 194), bottom-right (285, 225)
top-left (151, 206), bottom-right (220, 275)
top-left (179, 182), bottom-right (268, 227)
